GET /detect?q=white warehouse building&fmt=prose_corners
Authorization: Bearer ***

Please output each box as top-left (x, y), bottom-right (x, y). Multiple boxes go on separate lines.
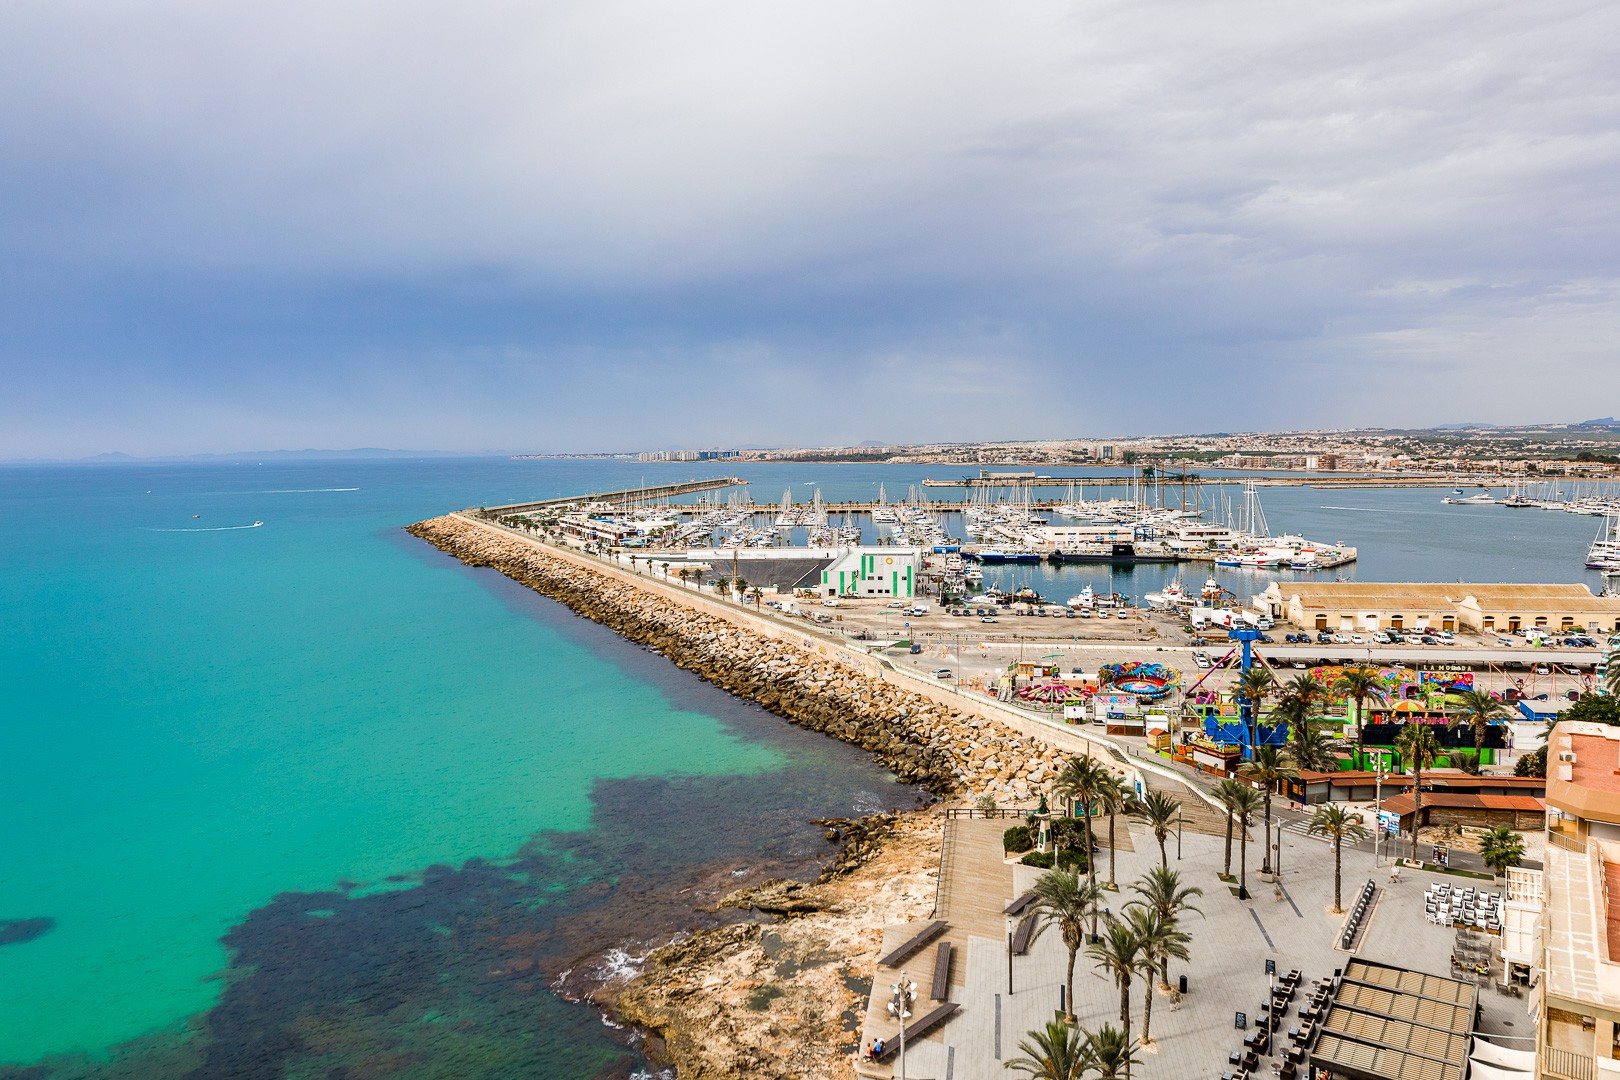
top-left (820, 548), bottom-right (922, 598)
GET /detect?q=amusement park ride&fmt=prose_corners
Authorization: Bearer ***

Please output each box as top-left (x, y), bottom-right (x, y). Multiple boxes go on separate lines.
top-left (1183, 626), bottom-right (1290, 759)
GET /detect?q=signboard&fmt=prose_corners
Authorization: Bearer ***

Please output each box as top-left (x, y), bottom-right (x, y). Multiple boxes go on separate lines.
top-left (1193, 749), bottom-right (1232, 770)
top-left (1378, 810), bottom-right (1401, 834)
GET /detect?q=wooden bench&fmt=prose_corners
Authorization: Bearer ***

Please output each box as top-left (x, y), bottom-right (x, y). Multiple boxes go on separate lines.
top-left (878, 920), bottom-right (948, 968)
top-left (1004, 891), bottom-right (1037, 917)
top-left (930, 941), bottom-right (953, 1001)
top-left (1011, 912), bottom-right (1039, 955)
top-left (873, 1003), bottom-right (961, 1062)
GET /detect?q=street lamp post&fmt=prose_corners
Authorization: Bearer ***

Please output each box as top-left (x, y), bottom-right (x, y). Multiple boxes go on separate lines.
top-left (888, 973), bottom-right (916, 1080)
top-left (1374, 769), bottom-right (1386, 866)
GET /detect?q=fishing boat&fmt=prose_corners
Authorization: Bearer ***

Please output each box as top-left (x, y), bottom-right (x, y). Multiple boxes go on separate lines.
top-left (1144, 581), bottom-right (1189, 608)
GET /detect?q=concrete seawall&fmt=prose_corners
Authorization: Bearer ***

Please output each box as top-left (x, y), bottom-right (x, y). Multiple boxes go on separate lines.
top-left (408, 514), bottom-right (1077, 799)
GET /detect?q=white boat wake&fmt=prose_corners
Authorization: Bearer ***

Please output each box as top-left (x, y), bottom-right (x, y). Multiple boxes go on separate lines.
top-left (147, 522), bottom-right (265, 532)
top-left (251, 487), bottom-right (360, 494)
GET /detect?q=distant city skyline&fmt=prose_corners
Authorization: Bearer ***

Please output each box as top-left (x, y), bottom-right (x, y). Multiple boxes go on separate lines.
top-left (2, 2), bottom-right (1617, 458)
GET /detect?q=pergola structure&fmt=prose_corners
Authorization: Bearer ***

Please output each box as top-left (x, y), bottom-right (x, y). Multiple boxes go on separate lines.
top-left (1308, 959), bottom-right (1479, 1080)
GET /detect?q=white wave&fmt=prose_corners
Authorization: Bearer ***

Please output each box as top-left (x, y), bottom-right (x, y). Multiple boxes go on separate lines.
top-left (254, 487), bottom-right (360, 493)
top-left (1317, 505), bottom-right (1443, 515)
top-left (595, 947), bottom-right (649, 982)
top-left (146, 522), bottom-right (265, 532)
top-left (851, 790), bottom-right (886, 815)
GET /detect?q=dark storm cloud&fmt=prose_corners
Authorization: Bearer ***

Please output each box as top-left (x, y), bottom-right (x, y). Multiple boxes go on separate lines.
top-left (1, 1), bottom-right (1615, 456)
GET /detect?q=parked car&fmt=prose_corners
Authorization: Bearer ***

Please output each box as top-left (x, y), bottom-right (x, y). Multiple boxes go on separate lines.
top-left (1316, 632), bottom-right (1333, 644)
top-left (1420, 635), bottom-right (1438, 645)
top-left (981, 616), bottom-right (999, 624)
top-left (933, 668), bottom-right (954, 679)
top-left (909, 644), bottom-right (922, 654)
top-left (1331, 633), bottom-right (1350, 644)
top-left (1349, 634), bottom-right (1366, 645)
top-left (1372, 633), bottom-right (1391, 644)
top-left (1192, 652), bottom-right (1212, 668)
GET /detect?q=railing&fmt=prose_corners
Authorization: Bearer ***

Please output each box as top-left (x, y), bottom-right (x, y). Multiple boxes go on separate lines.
top-left (1543, 1046), bottom-right (1595, 1080)
top-left (943, 807), bottom-right (1028, 819)
top-left (933, 819), bottom-right (957, 919)
top-left (1547, 830), bottom-right (1588, 854)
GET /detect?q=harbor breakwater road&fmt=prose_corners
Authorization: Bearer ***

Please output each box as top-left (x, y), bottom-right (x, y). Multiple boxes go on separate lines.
top-left (407, 514), bottom-right (1074, 802)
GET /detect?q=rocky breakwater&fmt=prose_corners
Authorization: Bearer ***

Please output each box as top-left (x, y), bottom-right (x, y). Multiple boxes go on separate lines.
top-left (407, 515), bottom-right (1068, 800)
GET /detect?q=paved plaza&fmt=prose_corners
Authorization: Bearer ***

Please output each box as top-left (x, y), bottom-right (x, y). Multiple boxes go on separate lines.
top-left (857, 788), bottom-right (1533, 1080)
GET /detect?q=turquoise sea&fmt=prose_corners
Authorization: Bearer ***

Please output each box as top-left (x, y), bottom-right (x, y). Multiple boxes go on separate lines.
top-left (0, 458), bottom-right (928, 1079)
top-left (1, 457), bottom-right (1606, 1077)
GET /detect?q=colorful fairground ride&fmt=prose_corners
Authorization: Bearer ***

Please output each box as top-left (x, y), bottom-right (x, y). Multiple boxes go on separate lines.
top-left (1097, 661), bottom-right (1181, 700)
top-left (1180, 627), bottom-right (1296, 759)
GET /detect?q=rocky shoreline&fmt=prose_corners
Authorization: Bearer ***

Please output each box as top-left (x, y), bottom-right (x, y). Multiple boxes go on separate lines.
top-left (406, 515), bottom-right (1072, 1078)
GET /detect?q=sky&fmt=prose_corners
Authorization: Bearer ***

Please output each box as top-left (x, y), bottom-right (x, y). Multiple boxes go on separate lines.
top-left (2, 0), bottom-right (1617, 458)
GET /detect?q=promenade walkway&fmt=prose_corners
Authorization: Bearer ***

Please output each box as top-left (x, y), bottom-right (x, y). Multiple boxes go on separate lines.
top-left (857, 808), bottom-right (1533, 1080)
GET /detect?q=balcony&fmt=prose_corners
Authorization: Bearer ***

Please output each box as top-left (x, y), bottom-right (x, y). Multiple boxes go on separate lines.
top-left (1544, 1046), bottom-right (1596, 1080)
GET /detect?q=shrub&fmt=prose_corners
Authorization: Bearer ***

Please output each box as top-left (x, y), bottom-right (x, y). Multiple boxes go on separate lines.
top-left (1515, 747), bottom-right (1546, 777)
top-left (1021, 851), bottom-right (1054, 869)
top-left (1003, 825), bottom-right (1034, 854)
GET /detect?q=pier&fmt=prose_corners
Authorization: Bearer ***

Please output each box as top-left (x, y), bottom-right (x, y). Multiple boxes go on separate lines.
top-left (919, 475), bottom-right (1503, 490)
top-left (484, 476), bottom-right (748, 515)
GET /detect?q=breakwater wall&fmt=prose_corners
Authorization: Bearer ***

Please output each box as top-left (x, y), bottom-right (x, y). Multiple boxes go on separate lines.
top-left (407, 514), bottom-right (1070, 798)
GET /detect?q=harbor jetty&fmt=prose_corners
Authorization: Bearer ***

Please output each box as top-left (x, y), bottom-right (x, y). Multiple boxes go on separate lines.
top-left (407, 513), bottom-right (1073, 799)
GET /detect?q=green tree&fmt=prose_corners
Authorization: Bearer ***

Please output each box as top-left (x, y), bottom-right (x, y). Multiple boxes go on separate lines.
top-left (1087, 914), bottom-right (1149, 1034)
top-left (1451, 688), bottom-right (1510, 753)
top-left (1123, 906), bottom-right (1188, 1045)
top-left (1394, 723), bottom-right (1443, 862)
top-left (1135, 791), bottom-right (1181, 870)
top-left (1128, 866), bottom-right (1204, 987)
top-left (1240, 746), bottom-right (1296, 874)
top-left (1478, 825), bottom-right (1526, 878)
top-left (1054, 757), bottom-right (1109, 880)
top-left (1236, 665), bottom-right (1277, 739)
top-left (1215, 778), bottom-right (1248, 879)
top-left (1004, 1018), bottom-right (1088, 1080)
top-left (1334, 666), bottom-right (1387, 756)
top-left (1081, 1024), bottom-right (1142, 1080)
top-left (1103, 774), bottom-right (1139, 887)
top-left (1563, 695), bottom-right (1620, 726)
top-left (1228, 784), bottom-right (1262, 899)
top-left (1029, 869), bottom-right (1107, 1023)
top-left (1305, 804), bottom-right (1369, 912)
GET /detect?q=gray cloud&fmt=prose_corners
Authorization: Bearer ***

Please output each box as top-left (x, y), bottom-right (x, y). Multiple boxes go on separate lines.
top-left (1, 0), bottom-right (1616, 455)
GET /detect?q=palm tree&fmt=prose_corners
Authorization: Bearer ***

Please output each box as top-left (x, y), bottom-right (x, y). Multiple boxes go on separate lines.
top-left (1218, 780), bottom-right (1244, 880)
top-left (1123, 906), bottom-right (1187, 1045)
top-left (1135, 791), bottom-right (1181, 869)
top-left (1087, 915), bottom-right (1148, 1034)
top-left (1236, 665), bottom-right (1277, 740)
top-left (1452, 687), bottom-right (1510, 756)
top-left (1607, 660), bottom-right (1620, 697)
top-left (1334, 666), bottom-right (1387, 758)
top-left (1004, 1018), bottom-right (1088, 1080)
top-left (1305, 804), bottom-right (1369, 912)
top-left (1081, 1024), bottom-right (1142, 1080)
top-left (1098, 773), bottom-right (1137, 886)
top-left (1029, 869), bottom-right (1106, 1022)
top-left (1241, 746), bottom-right (1296, 874)
top-left (1394, 723), bottom-right (1443, 863)
top-left (1229, 785), bottom-right (1262, 899)
top-left (1278, 672), bottom-right (1322, 758)
top-left (1478, 824), bottom-right (1527, 878)
top-left (1128, 866), bottom-right (1204, 987)
top-left (1054, 757), bottom-right (1108, 879)
top-left (748, 585), bottom-right (763, 607)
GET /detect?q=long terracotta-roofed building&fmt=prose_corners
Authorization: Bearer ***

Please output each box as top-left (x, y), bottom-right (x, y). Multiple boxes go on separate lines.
top-left (1255, 581), bottom-right (1620, 635)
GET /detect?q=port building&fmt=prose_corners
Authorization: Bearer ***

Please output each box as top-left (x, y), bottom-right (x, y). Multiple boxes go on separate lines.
top-left (1255, 581), bottom-right (1620, 635)
top-left (1537, 720), bottom-right (1620, 1079)
top-left (819, 548), bottom-right (922, 598)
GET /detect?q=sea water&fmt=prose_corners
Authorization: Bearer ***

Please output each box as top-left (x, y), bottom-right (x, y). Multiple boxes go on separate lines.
top-left (0, 458), bottom-right (924, 1077)
top-left (1, 457), bottom-right (1603, 1076)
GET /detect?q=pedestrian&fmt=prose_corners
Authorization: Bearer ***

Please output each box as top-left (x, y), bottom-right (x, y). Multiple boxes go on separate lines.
top-left (1389, 864), bottom-right (1401, 884)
